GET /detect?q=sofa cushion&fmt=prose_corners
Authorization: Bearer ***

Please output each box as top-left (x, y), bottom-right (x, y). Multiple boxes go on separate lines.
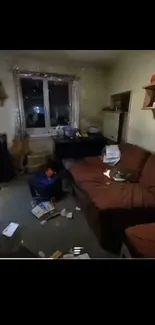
top-left (79, 181), bottom-right (155, 210)
top-left (125, 223), bottom-right (155, 258)
top-left (139, 155), bottom-right (155, 196)
top-left (71, 156), bottom-right (109, 184)
top-left (117, 143), bottom-right (150, 180)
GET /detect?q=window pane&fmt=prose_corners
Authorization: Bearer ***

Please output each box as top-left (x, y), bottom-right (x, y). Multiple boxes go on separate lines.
top-left (20, 78), bottom-right (45, 128)
top-left (48, 81), bottom-right (70, 126)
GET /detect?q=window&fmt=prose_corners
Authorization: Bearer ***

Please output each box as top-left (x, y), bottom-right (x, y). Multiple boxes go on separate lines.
top-left (15, 71), bottom-right (80, 136)
top-left (21, 78), bottom-right (45, 128)
top-left (48, 82), bottom-right (70, 126)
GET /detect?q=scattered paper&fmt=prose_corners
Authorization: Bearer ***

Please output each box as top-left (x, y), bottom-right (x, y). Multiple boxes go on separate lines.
top-left (63, 253), bottom-right (74, 259)
top-left (63, 253), bottom-right (90, 259)
top-left (78, 253), bottom-right (90, 259)
top-left (69, 246), bottom-right (83, 255)
top-left (103, 169), bottom-right (111, 178)
top-left (32, 205), bottom-right (47, 219)
top-left (75, 207), bottom-right (81, 211)
top-left (2, 222), bottom-right (19, 237)
top-left (40, 220), bottom-right (47, 226)
top-left (66, 212), bottom-right (73, 219)
top-left (113, 176), bottom-right (126, 182)
top-left (60, 208), bottom-right (67, 217)
top-left (40, 201), bottom-right (55, 212)
top-left (38, 250), bottom-right (46, 258)
top-left (32, 201), bottom-right (55, 220)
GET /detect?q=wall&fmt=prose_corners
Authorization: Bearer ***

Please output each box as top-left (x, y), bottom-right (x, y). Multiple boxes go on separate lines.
top-left (0, 52), bottom-right (108, 153)
top-left (106, 50), bottom-right (155, 152)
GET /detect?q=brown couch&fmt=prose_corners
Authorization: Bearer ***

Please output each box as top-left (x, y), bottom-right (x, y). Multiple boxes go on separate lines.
top-left (124, 223), bottom-right (155, 258)
top-left (70, 143), bottom-right (155, 253)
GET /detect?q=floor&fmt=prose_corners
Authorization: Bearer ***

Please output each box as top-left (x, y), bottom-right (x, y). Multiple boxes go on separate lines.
top-left (0, 175), bottom-right (117, 258)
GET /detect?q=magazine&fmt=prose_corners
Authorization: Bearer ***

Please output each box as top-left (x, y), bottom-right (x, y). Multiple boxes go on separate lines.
top-left (32, 201), bottom-right (55, 219)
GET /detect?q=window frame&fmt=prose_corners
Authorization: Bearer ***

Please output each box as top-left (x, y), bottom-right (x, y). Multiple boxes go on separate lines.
top-left (14, 70), bottom-right (80, 137)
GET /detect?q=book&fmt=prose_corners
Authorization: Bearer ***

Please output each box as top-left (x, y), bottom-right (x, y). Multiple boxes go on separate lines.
top-left (32, 201), bottom-right (55, 220)
top-left (31, 205), bottom-right (48, 219)
top-left (39, 201), bottom-right (55, 212)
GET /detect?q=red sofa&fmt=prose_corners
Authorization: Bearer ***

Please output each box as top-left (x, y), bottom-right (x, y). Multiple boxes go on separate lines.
top-left (123, 223), bottom-right (155, 258)
top-left (70, 143), bottom-right (155, 253)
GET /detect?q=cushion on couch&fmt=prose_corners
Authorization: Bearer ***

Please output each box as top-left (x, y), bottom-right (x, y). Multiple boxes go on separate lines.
top-left (79, 181), bottom-right (155, 211)
top-left (118, 143), bottom-right (150, 180)
top-left (125, 223), bottom-right (155, 258)
top-left (71, 156), bottom-right (108, 184)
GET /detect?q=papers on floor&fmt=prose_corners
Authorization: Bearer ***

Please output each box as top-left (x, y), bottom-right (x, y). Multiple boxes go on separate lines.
top-left (66, 212), bottom-right (73, 219)
top-left (76, 253), bottom-right (90, 259)
top-left (2, 222), bottom-right (19, 237)
top-left (32, 205), bottom-right (47, 219)
top-left (103, 145), bottom-right (120, 166)
top-left (62, 253), bottom-right (90, 259)
top-left (32, 201), bottom-right (55, 219)
top-left (40, 201), bottom-right (55, 212)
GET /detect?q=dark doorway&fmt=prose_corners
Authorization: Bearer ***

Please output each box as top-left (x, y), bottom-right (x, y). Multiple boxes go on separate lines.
top-left (110, 91), bottom-right (131, 143)
top-left (111, 91), bottom-right (131, 112)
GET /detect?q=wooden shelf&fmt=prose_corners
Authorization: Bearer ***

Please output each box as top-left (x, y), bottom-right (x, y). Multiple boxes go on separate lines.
top-left (142, 106), bottom-right (155, 110)
top-left (142, 86), bottom-right (155, 109)
top-left (143, 81), bottom-right (155, 90)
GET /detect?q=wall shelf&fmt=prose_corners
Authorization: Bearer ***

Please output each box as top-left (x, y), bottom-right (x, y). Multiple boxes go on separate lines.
top-left (142, 86), bottom-right (155, 110)
top-left (143, 82), bottom-right (155, 90)
top-left (142, 106), bottom-right (155, 110)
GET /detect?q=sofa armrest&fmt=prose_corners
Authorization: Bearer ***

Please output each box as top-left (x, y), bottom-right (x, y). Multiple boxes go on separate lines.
top-left (119, 183), bottom-right (155, 209)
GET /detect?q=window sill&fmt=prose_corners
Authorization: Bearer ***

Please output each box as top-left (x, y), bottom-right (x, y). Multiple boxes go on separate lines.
top-left (29, 134), bottom-right (54, 139)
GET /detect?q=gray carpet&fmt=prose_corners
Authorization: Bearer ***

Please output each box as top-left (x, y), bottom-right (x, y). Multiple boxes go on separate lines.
top-left (0, 175), bottom-right (117, 258)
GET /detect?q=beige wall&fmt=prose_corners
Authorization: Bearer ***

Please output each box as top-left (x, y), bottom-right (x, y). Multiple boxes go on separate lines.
top-left (0, 52), bottom-right (107, 152)
top-left (106, 50), bottom-right (155, 152)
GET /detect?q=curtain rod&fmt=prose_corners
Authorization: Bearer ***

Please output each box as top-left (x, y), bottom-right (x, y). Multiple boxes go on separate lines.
top-left (11, 68), bottom-right (79, 81)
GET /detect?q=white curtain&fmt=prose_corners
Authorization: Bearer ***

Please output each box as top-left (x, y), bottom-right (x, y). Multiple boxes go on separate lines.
top-left (71, 80), bottom-right (80, 128)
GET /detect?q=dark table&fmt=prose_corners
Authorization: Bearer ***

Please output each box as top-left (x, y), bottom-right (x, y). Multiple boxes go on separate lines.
top-left (53, 134), bottom-right (106, 160)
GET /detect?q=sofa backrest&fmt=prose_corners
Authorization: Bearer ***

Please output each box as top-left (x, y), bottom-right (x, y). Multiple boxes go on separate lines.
top-left (139, 154), bottom-right (155, 194)
top-left (118, 143), bottom-right (150, 180)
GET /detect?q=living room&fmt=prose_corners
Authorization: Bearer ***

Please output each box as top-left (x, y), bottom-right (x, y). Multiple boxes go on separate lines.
top-left (0, 50), bottom-right (155, 258)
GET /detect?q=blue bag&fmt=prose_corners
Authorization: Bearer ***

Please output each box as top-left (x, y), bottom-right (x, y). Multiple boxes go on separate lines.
top-left (28, 172), bottom-right (62, 201)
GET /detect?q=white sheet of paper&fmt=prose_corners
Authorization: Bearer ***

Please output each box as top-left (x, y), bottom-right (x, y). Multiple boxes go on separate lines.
top-left (40, 201), bottom-right (55, 212)
top-left (32, 205), bottom-right (46, 219)
top-left (63, 254), bottom-right (74, 259)
top-left (2, 222), bottom-right (19, 237)
top-left (78, 253), bottom-right (90, 259)
top-left (103, 170), bottom-right (111, 178)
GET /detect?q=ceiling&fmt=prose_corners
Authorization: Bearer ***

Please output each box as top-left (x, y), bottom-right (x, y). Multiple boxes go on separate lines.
top-left (60, 50), bottom-right (123, 66)
top-left (1, 50), bottom-right (124, 68)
